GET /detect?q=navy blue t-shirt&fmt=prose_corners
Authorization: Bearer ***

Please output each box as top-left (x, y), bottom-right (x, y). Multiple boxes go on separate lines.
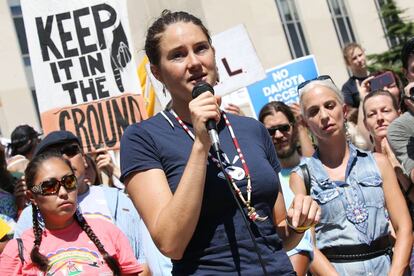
top-left (120, 111), bottom-right (294, 275)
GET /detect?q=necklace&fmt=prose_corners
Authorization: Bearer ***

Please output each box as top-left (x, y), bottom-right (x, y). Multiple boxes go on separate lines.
top-left (169, 110), bottom-right (268, 222)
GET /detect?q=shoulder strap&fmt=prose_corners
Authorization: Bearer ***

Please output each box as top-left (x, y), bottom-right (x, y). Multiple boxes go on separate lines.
top-left (16, 238), bottom-right (25, 264)
top-left (113, 189), bottom-right (120, 222)
top-left (299, 164), bottom-right (311, 195)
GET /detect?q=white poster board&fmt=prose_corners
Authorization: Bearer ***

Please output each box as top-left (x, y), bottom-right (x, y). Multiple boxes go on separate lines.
top-left (21, 0), bottom-right (146, 151)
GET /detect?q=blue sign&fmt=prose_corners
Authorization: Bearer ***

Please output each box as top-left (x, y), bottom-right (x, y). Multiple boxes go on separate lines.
top-left (247, 55), bottom-right (319, 118)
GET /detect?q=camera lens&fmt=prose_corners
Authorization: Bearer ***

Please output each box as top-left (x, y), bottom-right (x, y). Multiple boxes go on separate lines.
top-left (410, 86), bottom-right (414, 96)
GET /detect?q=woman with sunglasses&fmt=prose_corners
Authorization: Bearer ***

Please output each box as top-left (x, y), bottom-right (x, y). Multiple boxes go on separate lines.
top-left (290, 76), bottom-right (412, 275)
top-left (121, 10), bottom-right (320, 275)
top-left (0, 151), bottom-right (142, 275)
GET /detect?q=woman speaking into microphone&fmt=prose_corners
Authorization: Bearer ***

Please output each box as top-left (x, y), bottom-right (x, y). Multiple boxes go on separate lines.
top-left (120, 10), bottom-right (320, 275)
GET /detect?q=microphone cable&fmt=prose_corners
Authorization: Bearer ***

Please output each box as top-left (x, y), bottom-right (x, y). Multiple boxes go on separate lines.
top-left (213, 148), bottom-right (269, 276)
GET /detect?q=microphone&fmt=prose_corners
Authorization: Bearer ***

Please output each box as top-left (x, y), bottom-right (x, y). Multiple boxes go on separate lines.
top-left (192, 81), bottom-right (221, 152)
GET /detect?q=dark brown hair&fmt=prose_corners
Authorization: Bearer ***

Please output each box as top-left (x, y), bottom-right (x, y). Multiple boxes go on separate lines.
top-left (258, 101), bottom-right (296, 124)
top-left (401, 38), bottom-right (414, 70)
top-left (145, 10), bottom-right (211, 66)
top-left (25, 152), bottom-right (120, 275)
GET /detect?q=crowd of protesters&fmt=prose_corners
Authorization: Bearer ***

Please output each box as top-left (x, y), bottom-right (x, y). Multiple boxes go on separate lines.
top-left (0, 9), bottom-right (414, 276)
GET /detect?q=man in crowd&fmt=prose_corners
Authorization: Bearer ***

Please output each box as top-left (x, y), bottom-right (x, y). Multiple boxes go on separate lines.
top-left (259, 101), bottom-right (313, 276)
top-left (388, 38), bottom-right (414, 186)
top-left (14, 130), bottom-right (171, 275)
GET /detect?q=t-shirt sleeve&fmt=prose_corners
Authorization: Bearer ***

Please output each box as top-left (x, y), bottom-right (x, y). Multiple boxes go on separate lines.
top-left (387, 118), bottom-right (414, 176)
top-left (120, 123), bottom-right (162, 182)
top-left (341, 80), bottom-right (357, 107)
top-left (0, 239), bottom-right (23, 275)
top-left (112, 224), bottom-right (143, 274)
top-left (13, 205), bottom-right (33, 238)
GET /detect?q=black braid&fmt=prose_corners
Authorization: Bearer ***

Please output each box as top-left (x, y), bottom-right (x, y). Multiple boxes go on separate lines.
top-left (74, 212), bottom-right (121, 275)
top-left (30, 205), bottom-right (49, 271)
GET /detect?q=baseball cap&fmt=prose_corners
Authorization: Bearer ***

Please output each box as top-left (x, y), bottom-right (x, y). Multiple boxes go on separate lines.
top-left (10, 125), bottom-right (41, 156)
top-left (34, 130), bottom-right (81, 157)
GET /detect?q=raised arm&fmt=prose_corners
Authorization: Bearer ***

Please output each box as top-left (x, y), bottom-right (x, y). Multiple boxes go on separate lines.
top-left (124, 93), bottom-right (220, 260)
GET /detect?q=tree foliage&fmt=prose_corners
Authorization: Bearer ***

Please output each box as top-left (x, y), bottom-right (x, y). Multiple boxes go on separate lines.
top-left (367, 0), bottom-right (414, 83)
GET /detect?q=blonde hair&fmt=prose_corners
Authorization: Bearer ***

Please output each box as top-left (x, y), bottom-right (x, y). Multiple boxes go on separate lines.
top-left (299, 79), bottom-right (344, 115)
top-left (342, 42), bottom-right (363, 65)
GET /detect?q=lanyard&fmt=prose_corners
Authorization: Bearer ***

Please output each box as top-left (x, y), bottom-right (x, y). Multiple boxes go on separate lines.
top-left (169, 110), bottom-right (267, 222)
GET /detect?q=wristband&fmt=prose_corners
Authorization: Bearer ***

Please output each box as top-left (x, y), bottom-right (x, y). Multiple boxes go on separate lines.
top-left (286, 218), bottom-right (314, 234)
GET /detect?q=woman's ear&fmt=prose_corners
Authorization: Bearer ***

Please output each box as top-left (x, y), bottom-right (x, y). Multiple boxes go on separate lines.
top-left (26, 190), bottom-right (37, 206)
top-left (150, 64), bottom-right (163, 83)
top-left (343, 104), bottom-right (348, 119)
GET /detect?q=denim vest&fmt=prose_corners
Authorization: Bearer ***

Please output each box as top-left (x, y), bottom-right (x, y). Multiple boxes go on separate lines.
top-left (299, 143), bottom-right (389, 248)
top-left (295, 144), bottom-right (391, 274)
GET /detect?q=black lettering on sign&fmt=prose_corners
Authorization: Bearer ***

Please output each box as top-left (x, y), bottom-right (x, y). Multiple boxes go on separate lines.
top-left (58, 59), bottom-right (74, 81)
top-left (91, 4), bottom-right (117, 50)
top-left (86, 104), bottom-right (103, 148)
top-left (97, 101), bottom-right (117, 147)
top-left (62, 81), bottom-right (78, 104)
top-left (73, 7), bottom-right (97, 55)
top-left (35, 5), bottom-right (118, 61)
top-left (57, 95), bottom-right (143, 151)
top-left (56, 12), bottom-right (79, 58)
top-left (221, 58), bottom-right (243, 76)
top-left (36, 15), bottom-right (63, 61)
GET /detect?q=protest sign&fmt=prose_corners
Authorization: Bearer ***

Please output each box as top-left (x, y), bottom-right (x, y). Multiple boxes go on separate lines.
top-left (21, 0), bottom-right (146, 152)
top-left (213, 24), bottom-right (266, 96)
top-left (247, 55), bottom-right (319, 118)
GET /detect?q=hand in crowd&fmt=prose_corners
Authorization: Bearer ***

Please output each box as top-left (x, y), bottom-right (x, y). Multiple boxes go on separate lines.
top-left (94, 148), bottom-right (115, 177)
top-left (404, 82), bottom-right (414, 98)
top-left (356, 77), bottom-right (374, 100)
top-left (13, 175), bottom-right (28, 213)
top-left (286, 194), bottom-right (321, 231)
top-left (381, 138), bottom-right (400, 168)
top-left (289, 103), bottom-right (305, 126)
top-left (224, 103), bottom-right (243, 116)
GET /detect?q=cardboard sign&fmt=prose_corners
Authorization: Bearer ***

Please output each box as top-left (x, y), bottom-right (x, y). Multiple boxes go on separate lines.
top-left (247, 55), bottom-right (319, 118)
top-left (213, 24), bottom-right (266, 96)
top-left (21, 0), bottom-right (146, 151)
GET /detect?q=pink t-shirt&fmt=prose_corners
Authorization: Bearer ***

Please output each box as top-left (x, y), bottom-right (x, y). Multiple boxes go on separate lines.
top-left (0, 217), bottom-right (142, 275)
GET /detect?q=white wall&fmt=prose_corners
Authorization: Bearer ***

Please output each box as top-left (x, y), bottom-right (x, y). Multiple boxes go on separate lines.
top-left (0, 0), bottom-right (39, 137)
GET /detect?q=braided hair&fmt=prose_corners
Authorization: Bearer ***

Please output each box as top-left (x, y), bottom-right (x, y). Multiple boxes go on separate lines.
top-left (30, 205), bottom-right (49, 271)
top-left (74, 211), bottom-right (121, 275)
top-left (25, 151), bottom-right (121, 274)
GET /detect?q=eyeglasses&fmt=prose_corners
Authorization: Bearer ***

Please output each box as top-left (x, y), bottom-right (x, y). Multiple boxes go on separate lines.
top-left (267, 124), bottom-right (292, 136)
top-left (31, 174), bottom-right (77, 196)
top-left (297, 75), bottom-right (334, 93)
top-left (59, 144), bottom-right (81, 157)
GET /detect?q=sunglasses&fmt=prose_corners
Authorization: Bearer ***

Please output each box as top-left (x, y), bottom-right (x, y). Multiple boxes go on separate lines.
top-left (58, 144), bottom-right (81, 157)
top-left (297, 75), bottom-right (334, 93)
top-left (267, 124), bottom-right (292, 136)
top-left (31, 174), bottom-right (77, 196)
